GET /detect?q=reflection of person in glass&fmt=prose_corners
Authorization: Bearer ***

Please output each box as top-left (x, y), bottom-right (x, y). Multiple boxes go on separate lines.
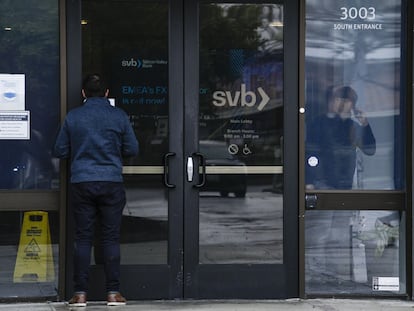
top-left (306, 86), bottom-right (376, 189)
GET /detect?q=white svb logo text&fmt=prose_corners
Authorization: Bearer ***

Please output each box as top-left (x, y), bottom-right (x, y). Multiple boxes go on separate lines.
top-left (212, 84), bottom-right (269, 111)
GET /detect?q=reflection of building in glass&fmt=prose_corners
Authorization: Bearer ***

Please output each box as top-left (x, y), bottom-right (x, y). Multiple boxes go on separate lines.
top-left (199, 51), bottom-right (283, 166)
top-left (199, 3), bottom-right (285, 166)
top-left (256, 4), bottom-right (283, 53)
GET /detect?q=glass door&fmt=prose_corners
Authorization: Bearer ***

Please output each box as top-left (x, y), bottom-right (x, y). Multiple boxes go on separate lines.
top-left (74, 0), bottom-right (183, 299)
top-left (69, 0), bottom-right (299, 300)
top-left (183, 0), bottom-right (299, 298)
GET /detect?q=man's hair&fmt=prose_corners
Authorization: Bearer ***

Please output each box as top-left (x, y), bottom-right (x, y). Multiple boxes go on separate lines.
top-left (333, 86), bottom-right (358, 104)
top-left (82, 74), bottom-right (108, 97)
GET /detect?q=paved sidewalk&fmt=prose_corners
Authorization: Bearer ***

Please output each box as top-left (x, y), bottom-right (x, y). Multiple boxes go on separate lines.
top-left (0, 299), bottom-right (413, 311)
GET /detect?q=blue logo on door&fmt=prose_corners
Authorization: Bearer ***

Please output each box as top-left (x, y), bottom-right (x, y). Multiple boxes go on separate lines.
top-left (3, 91), bottom-right (16, 101)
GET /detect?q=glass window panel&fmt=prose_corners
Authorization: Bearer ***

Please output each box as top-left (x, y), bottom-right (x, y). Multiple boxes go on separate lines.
top-left (82, 0), bottom-right (169, 167)
top-left (304, 0), bottom-right (403, 190)
top-left (199, 3), bottom-right (284, 264)
top-left (123, 175), bottom-right (167, 265)
top-left (82, 1), bottom-right (169, 265)
top-left (199, 174), bottom-right (283, 264)
top-left (0, 0), bottom-right (60, 190)
top-left (0, 211), bottom-right (59, 298)
top-left (305, 210), bottom-right (405, 295)
top-left (91, 175), bottom-right (168, 265)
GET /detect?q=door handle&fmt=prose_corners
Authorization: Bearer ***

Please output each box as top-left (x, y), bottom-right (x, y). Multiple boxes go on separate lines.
top-left (193, 152), bottom-right (206, 188)
top-left (305, 194), bottom-right (317, 209)
top-left (163, 152), bottom-right (176, 188)
top-left (187, 156), bottom-right (194, 182)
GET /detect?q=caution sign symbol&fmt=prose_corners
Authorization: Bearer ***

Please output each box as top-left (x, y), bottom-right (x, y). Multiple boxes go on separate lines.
top-left (13, 211), bottom-right (55, 283)
top-left (24, 239), bottom-right (41, 259)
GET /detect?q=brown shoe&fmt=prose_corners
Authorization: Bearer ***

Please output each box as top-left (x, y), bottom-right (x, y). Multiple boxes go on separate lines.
top-left (107, 292), bottom-right (127, 306)
top-left (68, 292), bottom-right (87, 307)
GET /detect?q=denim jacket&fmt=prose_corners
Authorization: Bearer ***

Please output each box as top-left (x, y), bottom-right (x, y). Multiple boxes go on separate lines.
top-left (53, 97), bottom-right (139, 183)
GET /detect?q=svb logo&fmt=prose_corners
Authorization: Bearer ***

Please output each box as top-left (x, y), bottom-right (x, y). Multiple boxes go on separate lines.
top-left (121, 58), bottom-right (142, 68)
top-left (212, 83), bottom-right (270, 111)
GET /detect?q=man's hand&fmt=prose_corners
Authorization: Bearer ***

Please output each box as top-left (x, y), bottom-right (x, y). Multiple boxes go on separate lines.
top-left (354, 108), bottom-right (368, 126)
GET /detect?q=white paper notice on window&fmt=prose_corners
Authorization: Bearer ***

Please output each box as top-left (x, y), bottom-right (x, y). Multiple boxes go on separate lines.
top-left (372, 277), bottom-right (399, 291)
top-left (0, 74), bottom-right (25, 111)
top-left (0, 111), bottom-right (30, 140)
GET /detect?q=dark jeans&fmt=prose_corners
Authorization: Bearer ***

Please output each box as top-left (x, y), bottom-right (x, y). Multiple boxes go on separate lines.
top-left (71, 182), bottom-right (126, 293)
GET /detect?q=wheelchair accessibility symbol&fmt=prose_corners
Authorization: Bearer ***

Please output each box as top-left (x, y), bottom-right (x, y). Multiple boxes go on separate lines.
top-left (243, 144), bottom-right (252, 155)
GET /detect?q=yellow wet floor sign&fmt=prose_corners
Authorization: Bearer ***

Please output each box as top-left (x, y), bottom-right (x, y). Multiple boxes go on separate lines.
top-left (13, 211), bottom-right (55, 282)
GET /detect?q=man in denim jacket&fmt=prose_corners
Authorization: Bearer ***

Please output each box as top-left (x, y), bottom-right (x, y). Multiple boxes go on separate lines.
top-left (54, 74), bottom-right (138, 307)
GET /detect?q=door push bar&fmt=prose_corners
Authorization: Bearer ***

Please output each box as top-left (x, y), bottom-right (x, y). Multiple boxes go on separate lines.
top-left (163, 152), bottom-right (176, 188)
top-left (186, 153), bottom-right (206, 188)
top-left (192, 152), bottom-right (206, 188)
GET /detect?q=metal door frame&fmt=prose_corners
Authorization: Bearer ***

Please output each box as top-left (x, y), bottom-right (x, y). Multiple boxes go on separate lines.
top-left (183, 0), bottom-right (299, 299)
top-left (65, 0), bottom-right (299, 300)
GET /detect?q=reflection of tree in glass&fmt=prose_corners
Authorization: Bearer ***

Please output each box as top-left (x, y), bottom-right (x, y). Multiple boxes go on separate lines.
top-left (200, 4), bottom-right (262, 50)
top-left (199, 4), bottom-right (263, 111)
top-left (257, 5), bottom-right (283, 53)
